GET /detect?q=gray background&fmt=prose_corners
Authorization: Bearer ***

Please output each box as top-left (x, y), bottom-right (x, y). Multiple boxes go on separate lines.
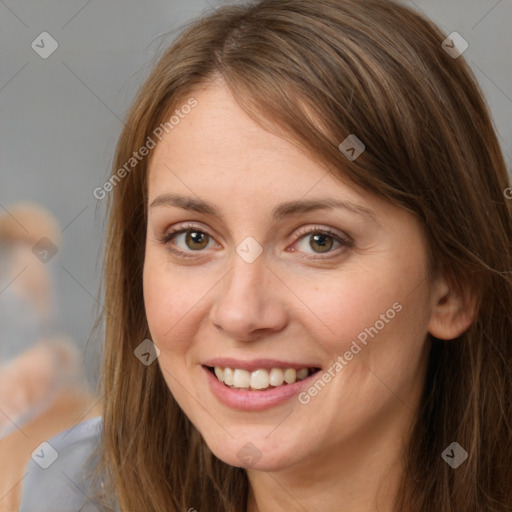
top-left (1, 0), bottom-right (511, 386)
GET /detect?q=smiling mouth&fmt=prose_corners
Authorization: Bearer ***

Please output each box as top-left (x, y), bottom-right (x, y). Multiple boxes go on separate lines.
top-left (206, 365), bottom-right (321, 391)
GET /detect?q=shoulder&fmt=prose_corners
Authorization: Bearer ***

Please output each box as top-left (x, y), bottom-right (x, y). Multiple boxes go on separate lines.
top-left (19, 416), bottom-right (103, 512)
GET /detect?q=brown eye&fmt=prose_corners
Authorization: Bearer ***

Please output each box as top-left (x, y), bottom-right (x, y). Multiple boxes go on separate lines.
top-left (184, 230), bottom-right (209, 250)
top-left (309, 233), bottom-right (334, 253)
top-left (291, 226), bottom-right (352, 257)
top-left (159, 224), bottom-right (215, 258)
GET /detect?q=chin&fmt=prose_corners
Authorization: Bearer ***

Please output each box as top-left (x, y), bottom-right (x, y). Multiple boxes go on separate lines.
top-left (204, 434), bottom-right (302, 471)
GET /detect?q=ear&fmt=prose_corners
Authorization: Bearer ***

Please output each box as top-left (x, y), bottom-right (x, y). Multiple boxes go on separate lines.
top-left (427, 275), bottom-right (476, 340)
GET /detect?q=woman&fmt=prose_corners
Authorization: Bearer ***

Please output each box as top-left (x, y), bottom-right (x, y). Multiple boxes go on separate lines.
top-left (19, 0), bottom-right (512, 511)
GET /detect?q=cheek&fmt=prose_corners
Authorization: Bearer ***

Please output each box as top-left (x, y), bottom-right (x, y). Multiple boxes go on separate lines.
top-left (287, 262), bottom-right (419, 348)
top-left (143, 252), bottom-right (211, 354)
top-left (286, 257), bottom-right (431, 391)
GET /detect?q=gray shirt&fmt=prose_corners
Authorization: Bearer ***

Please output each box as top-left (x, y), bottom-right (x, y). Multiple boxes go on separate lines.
top-left (18, 416), bottom-right (104, 512)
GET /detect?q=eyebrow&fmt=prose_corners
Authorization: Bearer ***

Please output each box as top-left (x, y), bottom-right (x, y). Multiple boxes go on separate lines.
top-left (149, 193), bottom-right (377, 223)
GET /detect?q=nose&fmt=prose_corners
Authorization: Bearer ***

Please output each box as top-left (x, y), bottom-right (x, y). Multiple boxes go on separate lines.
top-left (208, 249), bottom-right (288, 342)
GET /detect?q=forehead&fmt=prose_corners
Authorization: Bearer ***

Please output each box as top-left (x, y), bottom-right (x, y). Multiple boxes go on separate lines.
top-left (145, 82), bottom-right (398, 228)
top-left (149, 83), bottom-right (315, 177)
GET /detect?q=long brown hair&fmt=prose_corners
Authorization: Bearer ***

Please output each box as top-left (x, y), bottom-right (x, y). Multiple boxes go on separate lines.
top-left (91, 1), bottom-right (512, 510)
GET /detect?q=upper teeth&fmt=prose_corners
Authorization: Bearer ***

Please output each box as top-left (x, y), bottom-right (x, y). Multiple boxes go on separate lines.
top-left (213, 366), bottom-right (310, 390)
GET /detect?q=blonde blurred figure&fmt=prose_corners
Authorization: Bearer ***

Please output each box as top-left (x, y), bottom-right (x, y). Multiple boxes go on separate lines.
top-left (0, 202), bottom-right (101, 512)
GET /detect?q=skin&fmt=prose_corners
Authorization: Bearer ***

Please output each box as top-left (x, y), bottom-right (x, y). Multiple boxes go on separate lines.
top-left (143, 81), bottom-right (473, 512)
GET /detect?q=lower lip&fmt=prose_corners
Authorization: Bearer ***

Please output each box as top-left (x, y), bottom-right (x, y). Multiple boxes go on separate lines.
top-left (203, 365), bottom-right (318, 411)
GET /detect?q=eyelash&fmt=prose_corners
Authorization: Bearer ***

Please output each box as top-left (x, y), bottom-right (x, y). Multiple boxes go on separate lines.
top-left (158, 223), bottom-right (352, 259)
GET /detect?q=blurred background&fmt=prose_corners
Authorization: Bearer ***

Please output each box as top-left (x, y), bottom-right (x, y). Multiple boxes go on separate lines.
top-left (0, 0), bottom-right (511, 508)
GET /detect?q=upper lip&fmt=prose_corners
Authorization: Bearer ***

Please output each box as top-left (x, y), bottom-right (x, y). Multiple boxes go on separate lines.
top-left (203, 358), bottom-right (321, 372)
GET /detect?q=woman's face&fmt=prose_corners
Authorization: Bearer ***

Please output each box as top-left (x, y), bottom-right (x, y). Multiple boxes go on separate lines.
top-left (143, 81), bottom-right (439, 472)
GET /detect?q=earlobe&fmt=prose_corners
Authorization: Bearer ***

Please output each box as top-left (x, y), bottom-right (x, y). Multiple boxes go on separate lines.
top-left (427, 277), bottom-right (476, 340)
